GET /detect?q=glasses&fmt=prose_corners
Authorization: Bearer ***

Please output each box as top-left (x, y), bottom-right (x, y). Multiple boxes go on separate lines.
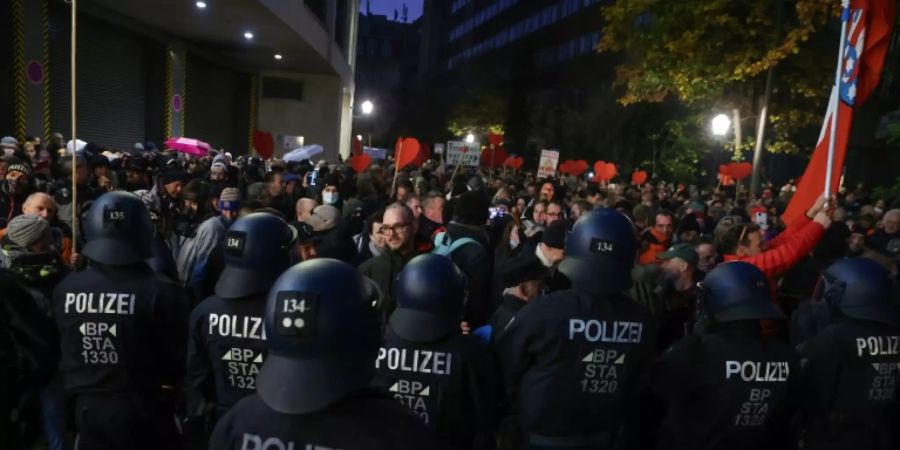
top-left (379, 223), bottom-right (411, 236)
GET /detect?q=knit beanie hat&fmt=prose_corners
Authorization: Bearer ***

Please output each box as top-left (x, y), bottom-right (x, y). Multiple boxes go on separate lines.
top-left (218, 187), bottom-right (241, 211)
top-left (6, 214), bottom-right (49, 248)
top-left (7, 162), bottom-right (34, 180)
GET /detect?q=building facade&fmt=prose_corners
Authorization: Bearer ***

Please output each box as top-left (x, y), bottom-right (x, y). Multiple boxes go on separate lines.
top-left (415, 0), bottom-right (616, 159)
top-left (1, 0), bottom-right (359, 160)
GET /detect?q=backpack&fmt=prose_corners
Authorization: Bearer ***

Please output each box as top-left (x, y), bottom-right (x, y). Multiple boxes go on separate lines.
top-left (432, 231), bottom-right (481, 257)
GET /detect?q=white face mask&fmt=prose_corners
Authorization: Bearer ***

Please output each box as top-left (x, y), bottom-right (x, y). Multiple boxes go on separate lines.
top-left (323, 192), bottom-right (339, 205)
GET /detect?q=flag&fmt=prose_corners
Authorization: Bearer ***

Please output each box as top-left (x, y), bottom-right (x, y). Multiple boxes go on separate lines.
top-left (783, 0), bottom-right (895, 224)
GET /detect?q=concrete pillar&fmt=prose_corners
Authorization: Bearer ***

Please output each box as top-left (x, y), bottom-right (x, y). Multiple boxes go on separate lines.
top-left (164, 44), bottom-right (186, 138)
top-left (11, 0), bottom-right (50, 140)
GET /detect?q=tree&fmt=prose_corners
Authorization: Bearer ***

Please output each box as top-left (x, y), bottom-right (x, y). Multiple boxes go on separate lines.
top-left (445, 88), bottom-right (507, 137)
top-left (598, 0), bottom-right (839, 155)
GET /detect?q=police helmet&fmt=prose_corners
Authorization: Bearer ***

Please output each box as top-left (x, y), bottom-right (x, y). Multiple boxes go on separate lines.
top-left (699, 261), bottom-right (784, 322)
top-left (215, 212), bottom-right (295, 299)
top-left (818, 257), bottom-right (899, 326)
top-left (82, 191), bottom-right (153, 265)
top-left (557, 208), bottom-right (636, 294)
top-left (256, 258), bottom-right (380, 414)
top-left (390, 254), bottom-right (467, 342)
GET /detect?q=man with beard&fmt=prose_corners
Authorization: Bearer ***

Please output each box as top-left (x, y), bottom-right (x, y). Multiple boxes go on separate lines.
top-left (0, 159), bottom-right (36, 229)
top-left (653, 244), bottom-right (701, 351)
top-left (359, 204), bottom-right (420, 324)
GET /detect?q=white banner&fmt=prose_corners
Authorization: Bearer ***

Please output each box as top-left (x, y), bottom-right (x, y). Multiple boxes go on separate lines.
top-left (446, 141), bottom-right (481, 167)
top-left (537, 149), bottom-right (560, 179)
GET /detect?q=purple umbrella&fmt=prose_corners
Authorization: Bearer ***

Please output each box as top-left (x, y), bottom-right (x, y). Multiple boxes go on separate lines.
top-left (164, 137), bottom-right (212, 157)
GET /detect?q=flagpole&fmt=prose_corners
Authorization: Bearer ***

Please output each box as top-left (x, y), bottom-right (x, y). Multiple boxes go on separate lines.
top-left (825, 0), bottom-right (851, 200)
top-left (70, 0), bottom-right (78, 252)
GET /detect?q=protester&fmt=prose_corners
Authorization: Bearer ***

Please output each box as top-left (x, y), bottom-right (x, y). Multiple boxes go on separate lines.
top-left (3, 125), bottom-right (900, 450)
top-left (359, 203), bottom-right (419, 322)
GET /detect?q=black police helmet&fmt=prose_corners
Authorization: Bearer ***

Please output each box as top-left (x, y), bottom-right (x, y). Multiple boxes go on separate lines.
top-left (390, 254), bottom-right (467, 342)
top-left (557, 208), bottom-right (636, 294)
top-left (256, 258), bottom-right (380, 414)
top-left (215, 212), bottom-right (295, 299)
top-left (699, 261), bottom-right (784, 322)
top-left (819, 257), bottom-right (899, 326)
top-left (82, 191), bottom-right (153, 265)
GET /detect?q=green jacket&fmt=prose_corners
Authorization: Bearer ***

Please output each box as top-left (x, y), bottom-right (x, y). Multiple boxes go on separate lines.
top-left (358, 248), bottom-right (415, 323)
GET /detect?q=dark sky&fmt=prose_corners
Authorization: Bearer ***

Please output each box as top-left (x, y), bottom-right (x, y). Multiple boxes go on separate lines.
top-left (362, 0), bottom-right (423, 22)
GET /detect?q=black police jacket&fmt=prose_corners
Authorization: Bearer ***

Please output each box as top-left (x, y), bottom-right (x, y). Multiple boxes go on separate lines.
top-left (493, 288), bottom-right (657, 443)
top-left (52, 263), bottom-right (188, 396)
top-left (187, 293), bottom-right (267, 419)
top-left (797, 317), bottom-right (900, 450)
top-left (650, 321), bottom-right (798, 450)
top-left (446, 222), bottom-right (494, 328)
top-left (489, 294), bottom-right (526, 341)
top-left (0, 270), bottom-right (59, 445)
top-left (374, 327), bottom-right (498, 450)
top-left (210, 390), bottom-right (447, 449)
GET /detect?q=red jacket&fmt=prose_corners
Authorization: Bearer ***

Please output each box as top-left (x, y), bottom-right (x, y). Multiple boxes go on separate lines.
top-left (638, 228), bottom-right (671, 265)
top-left (724, 215), bottom-right (825, 336)
top-left (723, 215), bottom-right (825, 280)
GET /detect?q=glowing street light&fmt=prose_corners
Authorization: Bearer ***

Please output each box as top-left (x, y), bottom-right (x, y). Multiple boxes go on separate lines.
top-left (360, 100), bottom-right (374, 115)
top-left (711, 113), bottom-right (731, 136)
top-left (465, 133), bottom-right (475, 144)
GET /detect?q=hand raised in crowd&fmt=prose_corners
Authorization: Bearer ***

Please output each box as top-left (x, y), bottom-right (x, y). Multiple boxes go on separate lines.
top-left (813, 208), bottom-right (833, 228)
top-left (806, 194), bottom-right (831, 219)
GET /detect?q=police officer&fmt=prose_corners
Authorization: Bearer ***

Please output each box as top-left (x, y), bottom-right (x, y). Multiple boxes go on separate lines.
top-left (52, 191), bottom-right (187, 450)
top-left (494, 209), bottom-right (658, 449)
top-left (796, 257), bottom-right (900, 450)
top-left (649, 261), bottom-right (797, 449)
top-left (210, 258), bottom-right (444, 449)
top-left (186, 213), bottom-right (294, 425)
top-left (375, 254), bottom-right (498, 449)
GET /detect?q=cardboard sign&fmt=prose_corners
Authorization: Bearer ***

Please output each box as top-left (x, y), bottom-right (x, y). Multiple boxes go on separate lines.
top-left (537, 150), bottom-right (560, 179)
top-left (434, 143), bottom-right (445, 155)
top-left (446, 141), bottom-right (481, 167)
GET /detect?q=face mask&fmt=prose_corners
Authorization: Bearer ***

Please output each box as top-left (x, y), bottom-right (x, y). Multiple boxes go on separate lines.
top-left (323, 192), bottom-right (339, 205)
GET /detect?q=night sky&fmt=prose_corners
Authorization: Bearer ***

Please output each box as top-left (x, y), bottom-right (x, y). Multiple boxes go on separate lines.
top-left (363, 0), bottom-right (423, 22)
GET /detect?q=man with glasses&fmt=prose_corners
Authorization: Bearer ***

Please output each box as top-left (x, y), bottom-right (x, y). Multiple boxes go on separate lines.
top-left (359, 204), bottom-right (421, 325)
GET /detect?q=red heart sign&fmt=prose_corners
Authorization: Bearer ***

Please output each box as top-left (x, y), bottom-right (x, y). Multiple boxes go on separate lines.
top-left (559, 159), bottom-right (574, 175)
top-left (252, 130), bottom-right (274, 159)
top-left (593, 161), bottom-right (617, 182)
top-left (571, 160), bottom-right (589, 177)
top-left (631, 170), bottom-right (648, 185)
top-left (487, 132), bottom-right (504, 147)
top-left (728, 162), bottom-right (752, 180)
top-left (481, 145), bottom-right (509, 168)
top-left (395, 137), bottom-right (421, 169)
top-left (350, 153), bottom-right (371, 173)
top-left (505, 156), bottom-right (524, 170)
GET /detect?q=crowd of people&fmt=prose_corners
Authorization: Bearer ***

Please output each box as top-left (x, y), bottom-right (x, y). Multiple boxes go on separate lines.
top-left (0, 131), bottom-right (898, 450)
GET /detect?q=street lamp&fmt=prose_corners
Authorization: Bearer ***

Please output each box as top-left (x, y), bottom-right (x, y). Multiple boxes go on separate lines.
top-left (711, 114), bottom-right (731, 136)
top-left (465, 133), bottom-right (475, 144)
top-left (361, 100), bottom-right (374, 115)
